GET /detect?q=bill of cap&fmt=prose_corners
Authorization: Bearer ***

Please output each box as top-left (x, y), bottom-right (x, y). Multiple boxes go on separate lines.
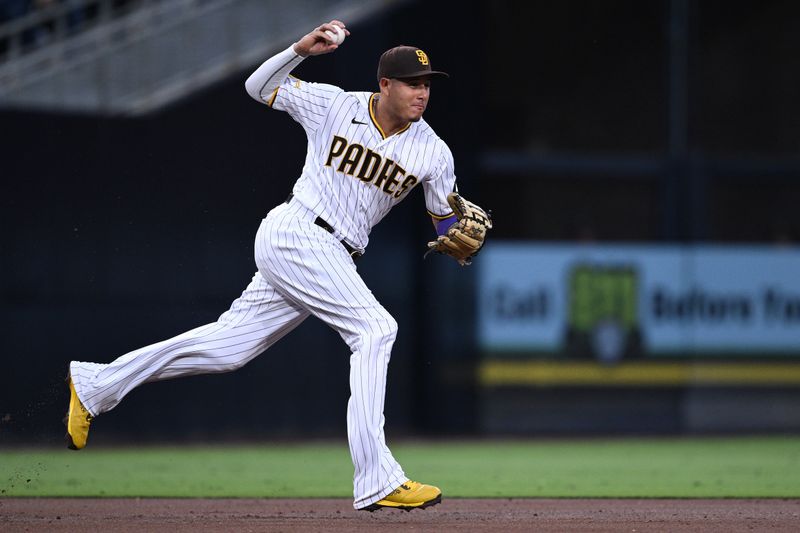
top-left (389, 70), bottom-right (450, 80)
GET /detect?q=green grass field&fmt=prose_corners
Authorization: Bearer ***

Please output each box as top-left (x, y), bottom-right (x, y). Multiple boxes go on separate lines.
top-left (2, 437), bottom-right (799, 498)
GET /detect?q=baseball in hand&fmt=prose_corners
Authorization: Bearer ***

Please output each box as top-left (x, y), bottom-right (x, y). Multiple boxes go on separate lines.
top-left (324, 25), bottom-right (346, 45)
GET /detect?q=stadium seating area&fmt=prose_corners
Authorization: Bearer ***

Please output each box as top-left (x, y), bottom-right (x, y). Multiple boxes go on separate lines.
top-left (0, 0), bottom-right (142, 59)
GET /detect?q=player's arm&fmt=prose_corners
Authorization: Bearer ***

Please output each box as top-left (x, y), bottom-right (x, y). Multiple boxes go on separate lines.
top-left (426, 193), bottom-right (493, 266)
top-left (430, 213), bottom-right (458, 236)
top-left (244, 20), bottom-right (349, 104)
top-left (423, 146), bottom-right (493, 266)
top-left (423, 145), bottom-right (458, 235)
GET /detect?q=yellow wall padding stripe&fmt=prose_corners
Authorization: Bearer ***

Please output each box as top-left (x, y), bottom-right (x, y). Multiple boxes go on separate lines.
top-left (479, 361), bottom-right (800, 387)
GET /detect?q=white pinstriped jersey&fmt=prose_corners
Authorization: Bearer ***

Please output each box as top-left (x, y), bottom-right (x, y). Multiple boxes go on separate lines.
top-left (267, 77), bottom-right (457, 251)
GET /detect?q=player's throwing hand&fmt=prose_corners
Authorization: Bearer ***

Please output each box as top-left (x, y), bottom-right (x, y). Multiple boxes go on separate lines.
top-left (293, 20), bottom-right (349, 57)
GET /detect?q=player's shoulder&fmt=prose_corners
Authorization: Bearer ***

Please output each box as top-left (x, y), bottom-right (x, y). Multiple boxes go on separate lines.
top-left (411, 118), bottom-right (443, 143)
top-left (291, 76), bottom-right (344, 96)
top-left (411, 119), bottom-right (452, 155)
top-left (343, 90), bottom-right (373, 106)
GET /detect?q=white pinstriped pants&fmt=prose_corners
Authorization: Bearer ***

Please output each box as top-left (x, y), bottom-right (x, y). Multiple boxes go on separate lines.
top-left (70, 198), bottom-right (407, 509)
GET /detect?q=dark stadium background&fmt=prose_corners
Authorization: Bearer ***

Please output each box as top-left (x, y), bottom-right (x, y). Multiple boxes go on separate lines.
top-left (2, 0), bottom-right (799, 445)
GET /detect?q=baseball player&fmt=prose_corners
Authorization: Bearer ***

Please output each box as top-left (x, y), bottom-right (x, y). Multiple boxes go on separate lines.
top-left (65, 20), bottom-right (491, 511)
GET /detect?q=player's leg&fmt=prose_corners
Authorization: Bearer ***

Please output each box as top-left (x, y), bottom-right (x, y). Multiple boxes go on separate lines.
top-left (257, 200), bottom-right (440, 510)
top-left (69, 271), bottom-right (309, 421)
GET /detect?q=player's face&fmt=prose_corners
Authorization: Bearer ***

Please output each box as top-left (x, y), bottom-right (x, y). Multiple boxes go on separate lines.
top-left (385, 77), bottom-right (431, 122)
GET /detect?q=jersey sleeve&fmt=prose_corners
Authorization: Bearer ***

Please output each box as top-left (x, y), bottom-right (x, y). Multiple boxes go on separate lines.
top-left (423, 143), bottom-right (457, 219)
top-left (269, 77), bottom-right (342, 135)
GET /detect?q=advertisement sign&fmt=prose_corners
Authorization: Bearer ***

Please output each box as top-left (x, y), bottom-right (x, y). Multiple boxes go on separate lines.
top-left (478, 243), bottom-right (800, 359)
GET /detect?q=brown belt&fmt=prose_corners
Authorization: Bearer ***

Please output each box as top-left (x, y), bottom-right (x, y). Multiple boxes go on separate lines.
top-left (285, 194), bottom-right (362, 260)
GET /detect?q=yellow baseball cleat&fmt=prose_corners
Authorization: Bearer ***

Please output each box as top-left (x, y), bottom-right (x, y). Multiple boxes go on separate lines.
top-left (65, 376), bottom-right (93, 450)
top-left (361, 480), bottom-right (442, 511)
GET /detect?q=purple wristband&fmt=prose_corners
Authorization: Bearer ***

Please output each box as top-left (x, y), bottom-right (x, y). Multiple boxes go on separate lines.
top-left (435, 215), bottom-right (458, 236)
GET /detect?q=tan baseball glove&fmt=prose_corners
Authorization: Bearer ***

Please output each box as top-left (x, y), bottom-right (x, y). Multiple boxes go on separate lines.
top-left (426, 192), bottom-right (493, 266)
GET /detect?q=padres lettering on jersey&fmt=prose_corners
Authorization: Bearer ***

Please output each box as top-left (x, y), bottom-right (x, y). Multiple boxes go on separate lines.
top-left (268, 78), bottom-right (457, 250)
top-left (324, 136), bottom-right (419, 199)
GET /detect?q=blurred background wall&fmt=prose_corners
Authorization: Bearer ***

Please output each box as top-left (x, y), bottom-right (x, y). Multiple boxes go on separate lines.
top-left (1, 0), bottom-right (799, 445)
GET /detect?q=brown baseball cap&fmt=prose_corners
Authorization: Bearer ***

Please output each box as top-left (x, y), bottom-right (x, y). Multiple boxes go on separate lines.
top-left (377, 46), bottom-right (449, 82)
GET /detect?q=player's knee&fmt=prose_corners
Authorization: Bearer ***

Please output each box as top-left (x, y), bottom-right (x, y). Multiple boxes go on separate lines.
top-left (364, 314), bottom-right (398, 346)
top-left (225, 357), bottom-right (250, 372)
top-left (385, 315), bottom-right (399, 340)
top-left (343, 309), bottom-right (399, 355)
top-left (204, 359), bottom-right (245, 374)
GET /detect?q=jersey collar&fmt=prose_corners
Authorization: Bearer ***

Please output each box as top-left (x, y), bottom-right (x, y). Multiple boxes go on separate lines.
top-left (369, 93), bottom-right (411, 140)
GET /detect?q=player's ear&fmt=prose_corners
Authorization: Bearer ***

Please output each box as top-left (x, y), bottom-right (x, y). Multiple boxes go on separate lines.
top-left (379, 77), bottom-right (391, 96)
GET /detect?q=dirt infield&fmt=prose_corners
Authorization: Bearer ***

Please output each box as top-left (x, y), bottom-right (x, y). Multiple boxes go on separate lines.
top-left (1, 498), bottom-right (799, 532)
